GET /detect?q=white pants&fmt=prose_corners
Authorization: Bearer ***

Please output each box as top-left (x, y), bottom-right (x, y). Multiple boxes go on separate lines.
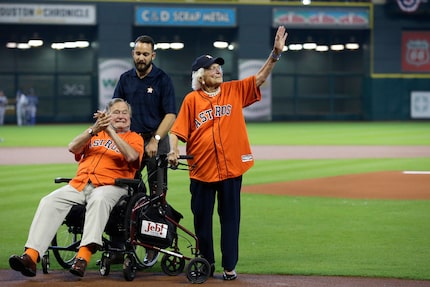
top-left (16, 104), bottom-right (26, 126)
top-left (0, 107), bottom-right (5, 125)
top-left (25, 183), bottom-right (128, 258)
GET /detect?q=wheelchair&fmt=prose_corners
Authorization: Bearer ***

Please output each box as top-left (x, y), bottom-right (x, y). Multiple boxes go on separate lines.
top-left (41, 154), bottom-right (211, 284)
top-left (41, 175), bottom-right (147, 277)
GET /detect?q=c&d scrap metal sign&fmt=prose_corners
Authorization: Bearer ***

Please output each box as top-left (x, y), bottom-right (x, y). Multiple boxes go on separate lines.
top-left (135, 7), bottom-right (236, 27)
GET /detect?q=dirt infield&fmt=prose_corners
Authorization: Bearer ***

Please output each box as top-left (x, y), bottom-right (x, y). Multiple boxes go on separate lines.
top-left (2, 269), bottom-right (430, 287)
top-left (1, 145), bottom-right (429, 286)
top-left (2, 145), bottom-right (430, 165)
top-left (242, 171), bottom-right (430, 200)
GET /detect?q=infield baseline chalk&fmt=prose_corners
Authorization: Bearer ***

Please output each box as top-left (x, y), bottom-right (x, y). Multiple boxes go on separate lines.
top-left (403, 171), bottom-right (430, 174)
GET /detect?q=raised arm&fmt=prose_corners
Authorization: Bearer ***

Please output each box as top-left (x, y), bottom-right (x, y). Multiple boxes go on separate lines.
top-left (255, 26), bottom-right (288, 88)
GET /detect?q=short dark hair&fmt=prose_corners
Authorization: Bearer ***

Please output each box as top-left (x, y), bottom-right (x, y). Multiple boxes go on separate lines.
top-left (134, 35), bottom-right (155, 50)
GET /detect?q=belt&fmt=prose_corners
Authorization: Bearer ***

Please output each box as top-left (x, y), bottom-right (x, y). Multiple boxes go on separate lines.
top-left (138, 132), bottom-right (154, 138)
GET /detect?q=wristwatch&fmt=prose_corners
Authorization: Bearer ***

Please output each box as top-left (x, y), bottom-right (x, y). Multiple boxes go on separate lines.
top-left (88, 128), bottom-right (95, 137)
top-left (154, 134), bottom-right (161, 141)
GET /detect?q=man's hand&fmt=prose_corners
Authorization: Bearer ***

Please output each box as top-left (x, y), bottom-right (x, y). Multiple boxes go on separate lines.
top-left (92, 110), bottom-right (111, 134)
top-left (145, 137), bottom-right (159, 158)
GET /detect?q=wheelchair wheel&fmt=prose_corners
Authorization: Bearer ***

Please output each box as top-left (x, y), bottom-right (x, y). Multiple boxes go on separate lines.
top-left (41, 254), bottom-right (50, 274)
top-left (123, 254), bottom-right (137, 281)
top-left (161, 252), bottom-right (185, 276)
top-left (186, 257), bottom-right (211, 284)
top-left (99, 254), bottom-right (111, 276)
top-left (51, 223), bottom-right (82, 269)
top-left (124, 192), bottom-right (148, 269)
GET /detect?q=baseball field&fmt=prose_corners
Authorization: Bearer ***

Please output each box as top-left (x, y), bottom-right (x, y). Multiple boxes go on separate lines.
top-left (0, 122), bottom-right (429, 286)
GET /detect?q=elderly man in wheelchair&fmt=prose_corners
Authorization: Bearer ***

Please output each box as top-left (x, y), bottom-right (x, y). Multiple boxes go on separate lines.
top-left (9, 98), bottom-right (144, 278)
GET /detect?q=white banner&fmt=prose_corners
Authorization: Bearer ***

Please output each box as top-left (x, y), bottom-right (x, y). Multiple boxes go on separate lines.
top-left (240, 59), bottom-right (272, 121)
top-left (0, 4), bottom-right (96, 24)
top-left (140, 220), bottom-right (168, 238)
top-left (411, 91), bottom-right (430, 119)
top-left (98, 59), bottom-right (132, 110)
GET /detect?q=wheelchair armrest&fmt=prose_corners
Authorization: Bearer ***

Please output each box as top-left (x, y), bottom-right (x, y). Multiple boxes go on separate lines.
top-left (115, 178), bottom-right (141, 186)
top-left (55, 177), bottom-right (72, 184)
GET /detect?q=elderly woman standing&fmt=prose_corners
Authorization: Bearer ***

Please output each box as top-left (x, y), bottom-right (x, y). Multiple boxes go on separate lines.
top-left (169, 26), bottom-right (288, 281)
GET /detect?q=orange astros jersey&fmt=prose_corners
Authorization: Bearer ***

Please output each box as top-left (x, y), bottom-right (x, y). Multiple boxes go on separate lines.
top-left (171, 75), bottom-right (261, 182)
top-left (70, 130), bottom-right (144, 191)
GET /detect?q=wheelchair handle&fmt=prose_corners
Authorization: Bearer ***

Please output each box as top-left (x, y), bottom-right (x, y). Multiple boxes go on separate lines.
top-left (55, 177), bottom-right (72, 183)
top-left (178, 154), bottom-right (194, 160)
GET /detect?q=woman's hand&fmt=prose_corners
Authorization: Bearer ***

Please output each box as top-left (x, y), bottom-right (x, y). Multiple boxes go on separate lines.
top-left (273, 26), bottom-right (288, 55)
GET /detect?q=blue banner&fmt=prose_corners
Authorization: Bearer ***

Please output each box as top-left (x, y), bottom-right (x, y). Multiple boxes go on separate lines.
top-left (135, 7), bottom-right (236, 27)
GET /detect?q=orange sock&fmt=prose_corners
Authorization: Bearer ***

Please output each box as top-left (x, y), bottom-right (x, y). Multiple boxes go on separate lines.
top-left (76, 246), bottom-right (92, 263)
top-left (24, 248), bottom-right (39, 264)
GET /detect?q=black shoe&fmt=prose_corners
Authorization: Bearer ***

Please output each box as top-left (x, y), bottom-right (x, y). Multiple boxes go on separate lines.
top-left (9, 254), bottom-right (36, 277)
top-left (201, 263), bottom-right (215, 277)
top-left (70, 257), bottom-right (87, 277)
top-left (210, 263), bottom-right (215, 277)
top-left (223, 270), bottom-right (237, 281)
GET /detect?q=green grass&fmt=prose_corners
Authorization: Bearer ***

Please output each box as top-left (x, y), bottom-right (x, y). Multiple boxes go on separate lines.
top-left (246, 122), bottom-right (430, 145)
top-left (0, 122), bottom-right (429, 280)
top-left (0, 124), bottom-right (88, 147)
top-left (0, 121), bottom-right (429, 146)
top-left (245, 158), bottom-right (430, 184)
top-left (241, 195), bottom-right (430, 279)
top-left (1, 159), bottom-right (430, 279)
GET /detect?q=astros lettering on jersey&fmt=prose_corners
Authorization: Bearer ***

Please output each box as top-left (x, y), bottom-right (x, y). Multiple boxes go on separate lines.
top-left (70, 130), bottom-right (144, 191)
top-left (171, 75), bottom-right (261, 183)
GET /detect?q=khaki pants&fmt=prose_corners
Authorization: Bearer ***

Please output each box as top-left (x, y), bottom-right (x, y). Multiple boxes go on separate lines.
top-left (25, 183), bottom-right (127, 257)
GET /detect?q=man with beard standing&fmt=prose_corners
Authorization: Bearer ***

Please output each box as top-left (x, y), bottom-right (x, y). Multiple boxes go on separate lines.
top-left (113, 35), bottom-right (176, 267)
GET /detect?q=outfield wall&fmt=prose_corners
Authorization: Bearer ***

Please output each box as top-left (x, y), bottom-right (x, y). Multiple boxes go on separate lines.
top-left (0, 1), bottom-right (429, 123)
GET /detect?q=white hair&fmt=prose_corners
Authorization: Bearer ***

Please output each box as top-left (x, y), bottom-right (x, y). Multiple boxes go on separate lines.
top-left (191, 66), bottom-right (223, 91)
top-left (191, 68), bottom-right (205, 91)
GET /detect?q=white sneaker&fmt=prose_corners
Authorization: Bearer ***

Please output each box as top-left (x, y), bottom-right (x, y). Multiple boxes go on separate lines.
top-left (143, 250), bottom-right (159, 267)
top-left (223, 270), bottom-right (237, 281)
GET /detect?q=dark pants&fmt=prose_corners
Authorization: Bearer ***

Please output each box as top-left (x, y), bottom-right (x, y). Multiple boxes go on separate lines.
top-left (137, 135), bottom-right (170, 195)
top-left (190, 176), bottom-right (242, 271)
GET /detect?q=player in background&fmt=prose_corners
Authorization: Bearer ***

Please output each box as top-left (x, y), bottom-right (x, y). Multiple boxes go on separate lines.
top-left (168, 26), bottom-right (288, 281)
top-left (9, 98), bottom-right (143, 278)
top-left (0, 90), bottom-right (8, 125)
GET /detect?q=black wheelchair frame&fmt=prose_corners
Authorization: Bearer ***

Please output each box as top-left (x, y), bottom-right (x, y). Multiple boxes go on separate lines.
top-left (42, 154), bottom-right (211, 284)
top-left (124, 154), bottom-right (211, 283)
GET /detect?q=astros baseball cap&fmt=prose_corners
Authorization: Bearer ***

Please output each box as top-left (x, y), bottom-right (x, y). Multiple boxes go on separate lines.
top-left (192, 55), bottom-right (224, 72)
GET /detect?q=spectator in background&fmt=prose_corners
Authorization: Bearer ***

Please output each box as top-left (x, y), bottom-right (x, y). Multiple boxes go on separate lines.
top-left (16, 90), bottom-right (28, 126)
top-left (0, 90), bottom-right (8, 125)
